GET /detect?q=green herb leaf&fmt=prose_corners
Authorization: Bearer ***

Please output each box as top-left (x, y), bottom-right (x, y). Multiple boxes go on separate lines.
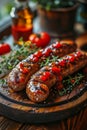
top-left (40, 55), bottom-right (59, 68)
top-left (58, 72), bottom-right (84, 96)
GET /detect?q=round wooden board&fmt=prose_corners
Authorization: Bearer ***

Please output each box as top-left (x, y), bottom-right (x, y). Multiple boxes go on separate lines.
top-left (0, 76), bottom-right (87, 123)
top-left (0, 33), bottom-right (87, 123)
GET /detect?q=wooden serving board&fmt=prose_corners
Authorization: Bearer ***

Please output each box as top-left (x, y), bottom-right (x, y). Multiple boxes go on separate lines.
top-left (0, 72), bottom-right (87, 123)
top-left (0, 27), bottom-right (87, 123)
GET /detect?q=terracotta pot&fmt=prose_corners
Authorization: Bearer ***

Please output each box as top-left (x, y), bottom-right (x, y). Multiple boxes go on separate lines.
top-left (37, 3), bottom-right (79, 37)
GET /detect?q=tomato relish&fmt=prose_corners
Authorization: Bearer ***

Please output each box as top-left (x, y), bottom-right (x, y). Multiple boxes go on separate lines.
top-left (40, 51), bottom-right (82, 85)
top-left (58, 51), bottom-right (82, 65)
top-left (59, 60), bottom-right (66, 67)
top-left (33, 57), bottom-right (39, 62)
top-left (52, 42), bottom-right (62, 49)
top-left (32, 51), bottom-right (42, 62)
top-left (32, 48), bottom-right (52, 62)
top-left (51, 67), bottom-right (61, 74)
top-left (19, 63), bottom-right (29, 74)
top-left (76, 51), bottom-right (82, 58)
top-left (40, 72), bottom-right (51, 81)
top-left (43, 48), bottom-right (52, 57)
top-left (69, 54), bottom-right (75, 63)
top-left (34, 51), bottom-right (43, 58)
top-left (32, 42), bottom-right (64, 63)
top-left (68, 51), bottom-right (82, 63)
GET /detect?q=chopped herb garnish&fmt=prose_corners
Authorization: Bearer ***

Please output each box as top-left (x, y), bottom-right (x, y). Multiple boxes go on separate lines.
top-left (40, 55), bottom-right (59, 67)
top-left (58, 73), bottom-right (84, 96)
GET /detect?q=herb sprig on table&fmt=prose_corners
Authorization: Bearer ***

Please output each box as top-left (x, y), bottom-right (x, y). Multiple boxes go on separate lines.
top-left (0, 43), bottom-right (38, 77)
top-left (40, 55), bottom-right (59, 67)
top-left (58, 73), bottom-right (84, 96)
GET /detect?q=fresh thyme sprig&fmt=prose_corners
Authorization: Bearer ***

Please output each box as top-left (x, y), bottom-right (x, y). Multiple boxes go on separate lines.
top-left (40, 55), bottom-right (59, 67)
top-left (58, 73), bottom-right (84, 96)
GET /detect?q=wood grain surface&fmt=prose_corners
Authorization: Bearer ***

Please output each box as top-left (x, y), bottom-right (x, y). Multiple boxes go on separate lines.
top-left (0, 106), bottom-right (87, 130)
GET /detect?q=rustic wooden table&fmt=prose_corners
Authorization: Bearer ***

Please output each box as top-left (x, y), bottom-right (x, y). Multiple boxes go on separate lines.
top-left (0, 107), bottom-right (87, 130)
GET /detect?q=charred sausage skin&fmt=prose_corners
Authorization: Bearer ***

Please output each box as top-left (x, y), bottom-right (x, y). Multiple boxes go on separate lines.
top-left (7, 40), bottom-right (77, 91)
top-left (26, 51), bottom-right (87, 103)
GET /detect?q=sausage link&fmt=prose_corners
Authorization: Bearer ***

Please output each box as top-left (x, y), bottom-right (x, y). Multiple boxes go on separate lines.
top-left (7, 40), bottom-right (77, 91)
top-left (26, 51), bottom-right (87, 103)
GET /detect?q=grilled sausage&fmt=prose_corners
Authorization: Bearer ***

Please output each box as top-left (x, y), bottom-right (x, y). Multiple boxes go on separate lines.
top-left (7, 40), bottom-right (77, 91)
top-left (26, 51), bottom-right (87, 103)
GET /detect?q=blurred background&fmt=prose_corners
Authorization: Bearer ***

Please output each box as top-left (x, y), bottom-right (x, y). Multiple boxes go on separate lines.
top-left (0, 0), bottom-right (13, 31)
top-left (0, 0), bottom-right (87, 38)
top-left (0, 0), bottom-right (13, 19)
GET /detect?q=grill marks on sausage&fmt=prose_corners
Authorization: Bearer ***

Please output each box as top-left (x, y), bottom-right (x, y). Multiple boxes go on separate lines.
top-left (26, 51), bottom-right (87, 102)
top-left (29, 81), bottom-right (48, 94)
top-left (7, 41), bottom-right (77, 92)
